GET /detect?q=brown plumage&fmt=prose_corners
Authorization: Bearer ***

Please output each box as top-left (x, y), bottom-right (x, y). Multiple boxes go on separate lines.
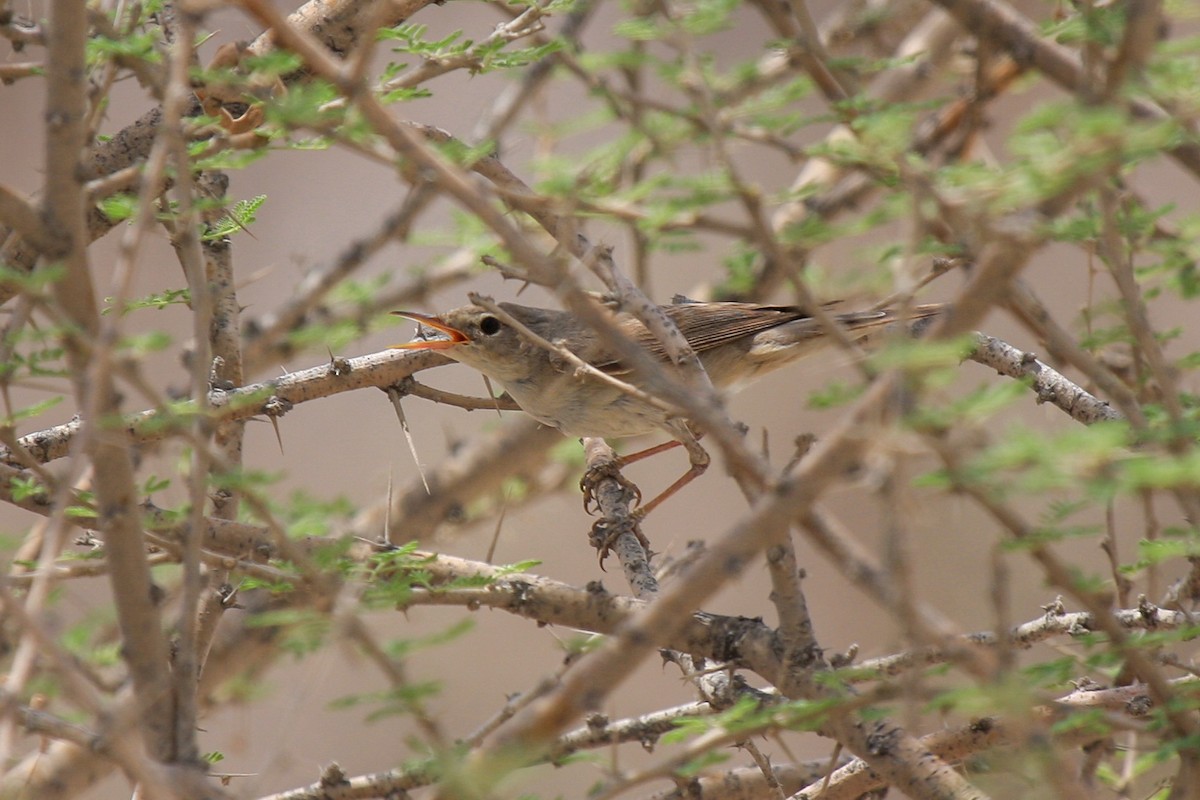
top-left (393, 300), bottom-right (943, 439)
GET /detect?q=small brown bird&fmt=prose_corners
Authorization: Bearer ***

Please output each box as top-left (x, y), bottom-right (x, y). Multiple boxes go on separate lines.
top-left (393, 299), bottom-right (941, 517)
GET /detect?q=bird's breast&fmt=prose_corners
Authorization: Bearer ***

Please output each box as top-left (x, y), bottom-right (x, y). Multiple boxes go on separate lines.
top-left (501, 375), bottom-right (664, 439)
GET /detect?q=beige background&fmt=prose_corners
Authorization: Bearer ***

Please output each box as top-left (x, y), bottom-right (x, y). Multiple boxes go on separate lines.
top-left (1, 2), bottom-right (1196, 797)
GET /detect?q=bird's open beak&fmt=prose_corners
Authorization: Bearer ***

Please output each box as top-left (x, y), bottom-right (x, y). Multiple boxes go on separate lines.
top-left (389, 311), bottom-right (469, 350)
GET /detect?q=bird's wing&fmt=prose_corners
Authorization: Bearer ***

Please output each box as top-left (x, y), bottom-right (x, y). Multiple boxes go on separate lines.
top-left (591, 302), bottom-right (942, 374)
top-left (590, 304), bottom-right (814, 374)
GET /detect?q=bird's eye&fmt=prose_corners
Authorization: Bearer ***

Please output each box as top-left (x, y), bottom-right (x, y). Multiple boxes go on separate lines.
top-left (478, 315), bottom-right (502, 336)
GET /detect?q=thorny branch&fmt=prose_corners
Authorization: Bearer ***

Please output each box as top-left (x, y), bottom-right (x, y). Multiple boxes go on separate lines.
top-left (2, 0), bottom-right (1199, 798)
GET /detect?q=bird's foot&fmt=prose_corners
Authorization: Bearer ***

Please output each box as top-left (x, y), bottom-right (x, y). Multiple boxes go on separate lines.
top-left (590, 515), bottom-right (653, 568)
top-left (580, 438), bottom-right (655, 568)
top-left (580, 460), bottom-right (642, 515)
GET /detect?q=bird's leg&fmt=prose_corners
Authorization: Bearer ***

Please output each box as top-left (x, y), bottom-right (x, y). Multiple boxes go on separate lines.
top-left (584, 428), bottom-right (711, 565)
top-left (580, 451), bottom-right (642, 515)
top-left (580, 437), bottom-right (651, 565)
top-left (614, 439), bottom-right (683, 465)
top-left (580, 425), bottom-right (710, 518)
top-left (579, 439), bottom-right (685, 516)
top-left (631, 430), bottom-right (709, 518)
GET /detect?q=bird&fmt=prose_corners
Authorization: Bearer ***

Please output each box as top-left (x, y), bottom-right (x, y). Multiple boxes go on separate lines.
top-left (392, 298), bottom-right (942, 526)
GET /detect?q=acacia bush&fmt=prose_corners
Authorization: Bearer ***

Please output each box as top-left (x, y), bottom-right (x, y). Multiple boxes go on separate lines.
top-left (1, 1), bottom-right (1200, 798)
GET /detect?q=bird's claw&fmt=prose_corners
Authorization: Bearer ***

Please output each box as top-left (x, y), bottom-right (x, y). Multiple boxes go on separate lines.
top-left (580, 461), bottom-right (642, 515)
top-left (590, 515), bottom-right (652, 568)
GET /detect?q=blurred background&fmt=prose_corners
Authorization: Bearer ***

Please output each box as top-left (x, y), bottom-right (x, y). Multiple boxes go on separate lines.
top-left (2, 1), bottom-right (1198, 797)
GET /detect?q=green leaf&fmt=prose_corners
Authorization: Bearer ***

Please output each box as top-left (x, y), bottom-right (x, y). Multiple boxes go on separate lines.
top-left (240, 576), bottom-right (297, 594)
top-left (0, 262), bottom-right (65, 294)
top-left (247, 608), bottom-right (330, 656)
top-left (331, 682), bottom-right (443, 723)
top-left (104, 288), bottom-right (191, 315)
top-left (0, 396), bottom-right (62, 427)
top-left (9, 475), bottom-right (48, 503)
top-left (120, 331), bottom-right (173, 357)
top-left (808, 381), bottom-right (863, 409)
top-left (263, 80), bottom-right (341, 128)
top-left (98, 193), bottom-right (139, 222)
top-left (88, 29), bottom-right (161, 64)
top-left (203, 195), bottom-right (267, 241)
